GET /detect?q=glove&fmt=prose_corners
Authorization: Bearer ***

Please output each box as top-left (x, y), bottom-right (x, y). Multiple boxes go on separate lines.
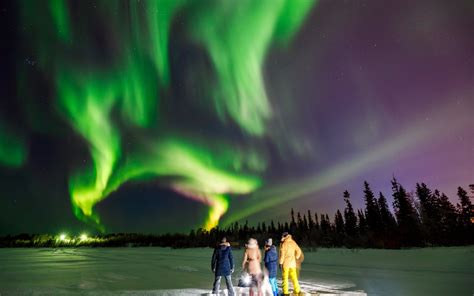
top-left (231, 269), bottom-right (234, 274)
top-left (212, 269), bottom-right (216, 273)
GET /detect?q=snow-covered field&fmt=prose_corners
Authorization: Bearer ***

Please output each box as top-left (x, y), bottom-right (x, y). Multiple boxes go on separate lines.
top-left (0, 247), bottom-right (472, 295)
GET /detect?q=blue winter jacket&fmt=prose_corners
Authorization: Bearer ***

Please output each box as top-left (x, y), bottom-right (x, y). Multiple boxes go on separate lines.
top-left (211, 243), bottom-right (234, 276)
top-left (264, 245), bottom-right (278, 278)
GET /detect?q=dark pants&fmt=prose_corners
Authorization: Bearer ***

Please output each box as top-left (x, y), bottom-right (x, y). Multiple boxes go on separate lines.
top-left (212, 275), bottom-right (235, 296)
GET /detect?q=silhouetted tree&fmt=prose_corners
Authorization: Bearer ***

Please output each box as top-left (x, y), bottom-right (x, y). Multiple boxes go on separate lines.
top-left (416, 183), bottom-right (442, 244)
top-left (307, 210), bottom-right (314, 229)
top-left (290, 208), bottom-right (297, 233)
top-left (335, 210), bottom-right (344, 234)
top-left (363, 181), bottom-right (382, 235)
top-left (343, 190), bottom-right (358, 238)
top-left (320, 214), bottom-right (330, 234)
top-left (457, 187), bottom-right (473, 243)
top-left (392, 178), bottom-right (421, 246)
top-left (333, 210), bottom-right (344, 246)
top-left (303, 214), bottom-right (308, 230)
top-left (297, 212), bottom-right (303, 230)
top-left (357, 209), bottom-right (367, 234)
top-left (314, 212), bottom-right (320, 230)
top-left (437, 192), bottom-right (458, 244)
top-left (457, 187), bottom-right (472, 226)
top-left (378, 192), bottom-right (397, 237)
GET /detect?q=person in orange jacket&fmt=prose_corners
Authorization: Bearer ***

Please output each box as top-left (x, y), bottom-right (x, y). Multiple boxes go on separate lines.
top-left (279, 232), bottom-right (303, 295)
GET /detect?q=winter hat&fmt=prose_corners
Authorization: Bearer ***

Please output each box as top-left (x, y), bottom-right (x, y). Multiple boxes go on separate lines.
top-left (282, 232), bottom-right (289, 238)
top-left (265, 238), bottom-right (273, 246)
top-left (246, 238), bottom-right (258, 248)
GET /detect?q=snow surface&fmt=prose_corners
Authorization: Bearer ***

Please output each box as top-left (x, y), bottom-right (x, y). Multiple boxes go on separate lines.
top-left (0, 247), bottom-right (472, 295)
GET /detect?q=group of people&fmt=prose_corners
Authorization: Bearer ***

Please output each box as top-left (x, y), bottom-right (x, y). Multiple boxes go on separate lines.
top-left (211, 232), bottom-right (303, 296)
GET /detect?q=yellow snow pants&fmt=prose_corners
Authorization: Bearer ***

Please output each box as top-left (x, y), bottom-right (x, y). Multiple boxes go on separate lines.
top-left (282, 267), bottom-right (300, 294)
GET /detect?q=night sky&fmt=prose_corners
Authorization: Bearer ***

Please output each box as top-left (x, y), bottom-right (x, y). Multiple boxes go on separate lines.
top-left (0, 0), bottom-right (472, 235)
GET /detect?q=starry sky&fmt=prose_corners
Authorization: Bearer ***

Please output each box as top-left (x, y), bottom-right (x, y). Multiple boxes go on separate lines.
top-left (0, 0), bottom-right (473, 235)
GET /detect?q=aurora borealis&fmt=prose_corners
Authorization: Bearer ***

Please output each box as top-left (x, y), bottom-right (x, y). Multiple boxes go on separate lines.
top-left (0, 0), bottom-right (473, 234)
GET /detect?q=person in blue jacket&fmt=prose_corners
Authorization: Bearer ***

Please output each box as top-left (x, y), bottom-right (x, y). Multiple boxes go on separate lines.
top-left (211, 237), bottom-right (235, 296)
top-left (264, 238), bottom-right (278, 296)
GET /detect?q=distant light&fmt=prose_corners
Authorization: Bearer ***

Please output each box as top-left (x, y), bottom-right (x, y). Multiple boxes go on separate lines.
top-left (80, 234), bottom-right (88, 241)
top-left (59, 234), bottom-right (67, 241)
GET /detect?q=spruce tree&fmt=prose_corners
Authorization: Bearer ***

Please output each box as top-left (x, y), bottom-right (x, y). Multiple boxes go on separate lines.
top-left (438, 192), bottom-right (457, 244)
top-left (307, 210), bottom-right (314, 229)
top-left (297, 212), bottom-right (303, 231)
top-left (357, 209), bottom-right (367, 235)
top-left (290, 208), bottom-right (297, 233)
top-left (334, 210), bottom-right (345, 246)
top-left (457, 187), bottom-right (473, 243)
top-left (343, 190), bottom-right (358, 238)
top-left (321, 214), bottom-right (330, 235)
top-left (416, 183), bottom-right (442, 244)
top-left (457, 187), bottom-right (472, 227)
top-left (392, 178), bottom-right (421, 246)
top-left (270, 220), bottom-right (276, 233)
top-left (335, 210), bottom-right (345, 234)
top-left (314, 212), bottom-right (320, 230)
top-left (378, 192), bottom-right (397, 235)
top-left (363, 181), bottom-right (382, 234)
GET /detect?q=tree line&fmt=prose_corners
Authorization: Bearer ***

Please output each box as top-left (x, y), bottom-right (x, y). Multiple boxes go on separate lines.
top-left (1, 179), bottom-right (472, 249)
top-left (206, 179), bottom-right (473, 249)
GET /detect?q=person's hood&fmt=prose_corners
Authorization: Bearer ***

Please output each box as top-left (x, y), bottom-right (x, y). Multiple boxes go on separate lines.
top-left (266, 245), bottom-right (276, 252)
top-left (219, 242), bottom-right (230, 249)
top-left (265, 238), bottom-right (273, 246)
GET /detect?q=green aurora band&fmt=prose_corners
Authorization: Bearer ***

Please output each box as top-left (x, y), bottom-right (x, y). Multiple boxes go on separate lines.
top-left (189, 0), bottom-right (315, 135)
top-left (19, 0), bottom-right (315, 230)
top-left (0, 122), bottom-right (27, 168)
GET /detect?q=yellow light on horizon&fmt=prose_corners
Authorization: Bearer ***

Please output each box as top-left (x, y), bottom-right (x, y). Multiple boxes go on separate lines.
top-left (80, 234), bottom-right (88, 241)
top-left (59, 234), bottom-right (67, 241)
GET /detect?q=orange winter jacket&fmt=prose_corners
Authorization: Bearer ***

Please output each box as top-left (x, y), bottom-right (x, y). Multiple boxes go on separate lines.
top-left (279, 235), bottom-right (303, 268)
